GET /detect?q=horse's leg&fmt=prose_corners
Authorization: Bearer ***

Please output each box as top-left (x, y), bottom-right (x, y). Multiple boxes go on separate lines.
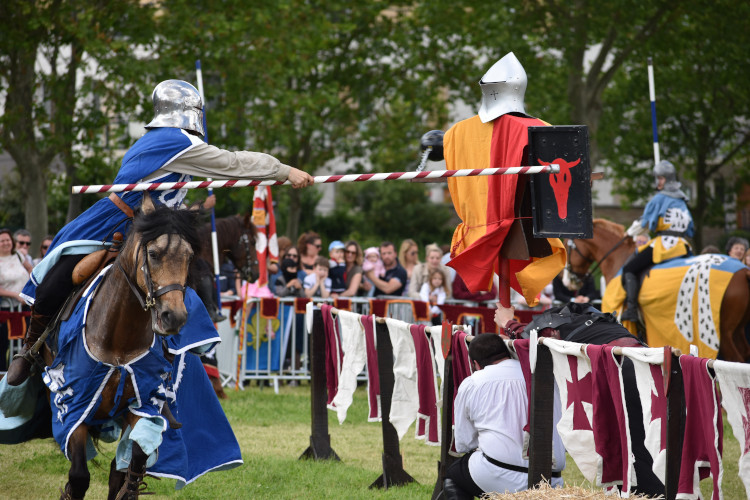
top-left (718, 270), bottom-right (750, 363)
top-left (107, 458), bottom-right (126, 500)
top-left (114, 414), bottom-right (153, 500)
top-left (61, 424), bottom-right (90, 500)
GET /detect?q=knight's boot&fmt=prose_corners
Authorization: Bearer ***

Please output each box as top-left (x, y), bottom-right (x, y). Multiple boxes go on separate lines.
top-left (5, 312), bottom-right (53, 386)
top-left (443, 478), bottom-right (474, 500)
top-left (620, 272), bottom-right (641, 323)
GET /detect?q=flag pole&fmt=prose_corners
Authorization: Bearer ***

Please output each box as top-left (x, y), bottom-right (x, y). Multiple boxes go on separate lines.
top-left (196, 59), bottom-right (223, 313)
top-left (647, 57), bottom-right (660, 165)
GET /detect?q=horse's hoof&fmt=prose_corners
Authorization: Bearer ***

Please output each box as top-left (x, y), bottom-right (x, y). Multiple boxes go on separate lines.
top-left (5, 355), bottom-right (32, 387)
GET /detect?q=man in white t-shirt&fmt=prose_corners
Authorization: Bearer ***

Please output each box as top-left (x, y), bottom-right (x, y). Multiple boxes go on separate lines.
top-left (444, 333), bottom-right (564, 498)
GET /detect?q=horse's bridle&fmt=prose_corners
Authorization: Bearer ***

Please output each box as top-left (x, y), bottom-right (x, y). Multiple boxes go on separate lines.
top-left (566, 235), bottom-right (630, 283)
top-left (118, 241), bottom-right (187, 329)
top-left (238, 232), bottom-right (259, 282)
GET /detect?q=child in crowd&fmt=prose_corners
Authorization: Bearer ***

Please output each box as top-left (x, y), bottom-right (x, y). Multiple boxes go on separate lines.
top-left (420, 268), bottom-right (449, 325)
top-left (327, 240), bottom-right (347, 295)
top-left (361, 247), bottom-right (385, 297)
top-left (303, 256), bottom-right (331, 298)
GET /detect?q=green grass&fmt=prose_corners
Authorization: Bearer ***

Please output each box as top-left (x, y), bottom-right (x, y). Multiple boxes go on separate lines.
top-left (0, 384), bottom-right (745, 499)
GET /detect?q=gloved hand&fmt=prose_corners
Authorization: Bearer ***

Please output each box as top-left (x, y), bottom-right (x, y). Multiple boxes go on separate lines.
top-left (625, 219), bottom-right (647, 238)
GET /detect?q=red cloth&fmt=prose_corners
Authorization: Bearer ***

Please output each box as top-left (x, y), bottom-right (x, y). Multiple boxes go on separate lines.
top-left (0, 310), bottom-right (30, 339)
top-left (410, 324), bottom-right (440, 444)
top-left (450, 331), bottom-right (472, 454)
top-left (294, 297), bottom-right (310, 314)
top-left (361, 315), bottom-right (381, 421)
top-left (448, 115), bottom-right (547, 292)
top-left (588, 345), bottom-right (631, 491)
top-left (678, 355), bottom-right (723, 499)
top-left (333, 298), bottom-right (351, 311)
top-left (512, 339), bottom-right (533, 434)
top-left (439, 303), bottom-right (498, 334)
top-left (411, 300), bottom-right (430, 322)
top-left (320, 304), bottom-right (343, 407)
top-left (369, 299), bottom-right (387, 318)
top-left (260, 297), bottom-right (279, 319)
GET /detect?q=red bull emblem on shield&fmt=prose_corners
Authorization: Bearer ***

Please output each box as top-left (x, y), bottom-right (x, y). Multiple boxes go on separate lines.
top-left (527, 126), bottom-right (592, 239)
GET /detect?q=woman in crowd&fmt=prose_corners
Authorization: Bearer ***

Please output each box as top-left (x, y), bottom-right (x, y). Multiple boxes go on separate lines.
top-left (33, 235), bottom-right (55, 266)
top-left (0, 228), bottom-right (32, 371)
top-left (726, 236), bottom-right (749, 261)
top-left (398, 239), bottom-right (420, 292)
top-left (297, 231), bottom-right (322, 276)
top-left (339, 240), bottom-right (364, 297)
top-left (408, 243), bottom-right (452, 300)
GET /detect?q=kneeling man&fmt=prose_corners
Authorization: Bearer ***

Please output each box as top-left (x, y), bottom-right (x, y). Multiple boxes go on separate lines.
top-left (444, 333), bottom-right (564, 498)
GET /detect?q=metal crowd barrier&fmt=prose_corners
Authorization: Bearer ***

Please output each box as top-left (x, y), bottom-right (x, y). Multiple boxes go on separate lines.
top-left (215, 295), bottom-right (498, 394)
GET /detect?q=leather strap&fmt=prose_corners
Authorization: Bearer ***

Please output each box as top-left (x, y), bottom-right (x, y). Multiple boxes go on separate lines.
top-left (109, 193), bottom-right (134, 218)
top-left (481, 453), bottom-right (562, 478)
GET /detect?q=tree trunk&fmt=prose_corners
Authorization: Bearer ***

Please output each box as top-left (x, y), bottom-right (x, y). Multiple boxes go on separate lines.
top-left (24, 160), bottom-right (49, 250)
top-left (692, 159), bottom-right (708, 252)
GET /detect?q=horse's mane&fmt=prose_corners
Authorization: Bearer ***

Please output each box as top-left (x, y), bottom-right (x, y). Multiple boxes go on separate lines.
top-left (593, 218), bottom-right (625, 238)
top-left (132, 206), bottom-right (202, 254)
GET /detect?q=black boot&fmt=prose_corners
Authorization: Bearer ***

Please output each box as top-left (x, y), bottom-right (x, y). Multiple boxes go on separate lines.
top-left (443, 478), bottom-right (474, 500)
top-left (5, 312), bottom-right (53, 386)
top-left (620, 272), bottom-right (641, 322)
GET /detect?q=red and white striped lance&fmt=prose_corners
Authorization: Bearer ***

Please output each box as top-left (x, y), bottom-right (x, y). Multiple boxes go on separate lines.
top-left (71, 165), bottom-right (559, 194)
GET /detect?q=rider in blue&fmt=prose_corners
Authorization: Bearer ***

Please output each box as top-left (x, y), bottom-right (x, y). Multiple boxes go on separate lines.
top-left (621, 160), bottom-right (694, 322)
top-left (6, 80), bottom-right (313, 385)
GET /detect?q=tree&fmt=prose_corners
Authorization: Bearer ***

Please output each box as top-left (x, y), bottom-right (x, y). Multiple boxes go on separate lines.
top-left (154, 1), bottom-right (452, 240)
top-left (0, 0), bottom-right (157, 246)
top-left (600, 0), bottom-right (750, 248)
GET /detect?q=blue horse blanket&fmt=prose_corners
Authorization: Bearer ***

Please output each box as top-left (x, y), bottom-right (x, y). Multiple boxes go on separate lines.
top-left (42, 266), bottom-right (242, 488)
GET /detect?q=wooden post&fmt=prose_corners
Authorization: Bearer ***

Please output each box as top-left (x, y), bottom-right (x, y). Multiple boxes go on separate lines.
top-left (527, 343), bottom-right (554, 487)
top-left (664, 353), bottom-right (685, 500)
top-left (498, 256), bottom-right (511, 308)
top-left (299, 309), bottom-right (340, 461)
top-left (431, 353), bottom-right (456, 500)
top-left (369, 321), bottom-right (416, 489)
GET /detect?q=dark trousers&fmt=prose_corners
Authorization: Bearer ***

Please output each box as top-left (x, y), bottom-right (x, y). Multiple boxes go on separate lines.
top-left (622, 246), bottom-right (654, 276)
top-left (446, 452), bottom-right (485, 498)
top-left (33, 254), bottom-right (86, 317)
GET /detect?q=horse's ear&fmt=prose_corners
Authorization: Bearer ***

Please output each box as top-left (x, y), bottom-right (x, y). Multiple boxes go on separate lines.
top-left (141, 194), bottom-right (156, 215)
top-left (243, 212), bottom-right (253, 229)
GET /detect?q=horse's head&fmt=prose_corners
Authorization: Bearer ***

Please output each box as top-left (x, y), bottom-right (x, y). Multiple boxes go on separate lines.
top-left (226, 214), bottom-right (259, 283)
top-left (565, 238), bottom-right (595, 290)
top-left (124, 196), bottom-right (202, 335)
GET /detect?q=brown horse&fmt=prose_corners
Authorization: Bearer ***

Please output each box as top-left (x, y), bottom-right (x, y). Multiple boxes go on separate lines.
top-left (45, 196), bottom-right (201, 499)
top-left (191, 215), bottom-right (258, 319)
top-left (568, 218), bottom-right (750, 362)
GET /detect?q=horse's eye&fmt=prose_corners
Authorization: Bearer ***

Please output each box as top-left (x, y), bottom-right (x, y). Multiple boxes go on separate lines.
top-left (148, 250), bottom-right (157, 260)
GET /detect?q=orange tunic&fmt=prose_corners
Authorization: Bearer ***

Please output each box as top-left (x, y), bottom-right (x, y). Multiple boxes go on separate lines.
top-left (446, 114), bottom-right (566, 307)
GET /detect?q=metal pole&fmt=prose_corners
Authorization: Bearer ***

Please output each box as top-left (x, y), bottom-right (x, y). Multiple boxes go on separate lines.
top-left (647, 57), bottom-right (660, 165)
top-left (196, 60), bottom-right (223, 313)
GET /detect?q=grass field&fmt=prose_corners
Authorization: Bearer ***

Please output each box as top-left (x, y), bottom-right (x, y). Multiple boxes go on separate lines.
top-left (0, 382), bottom-right (744, 499)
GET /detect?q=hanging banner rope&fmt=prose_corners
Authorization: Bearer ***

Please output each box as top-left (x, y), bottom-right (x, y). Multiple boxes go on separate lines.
top-left (72, 165), bottom-right (559, 194)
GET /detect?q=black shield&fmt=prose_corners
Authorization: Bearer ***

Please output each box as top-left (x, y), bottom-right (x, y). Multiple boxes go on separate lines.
top-left (527, 126), bottom-right (593, 238)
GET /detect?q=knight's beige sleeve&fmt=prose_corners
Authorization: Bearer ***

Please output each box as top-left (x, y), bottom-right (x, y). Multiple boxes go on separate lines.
top-left (158, 142), bottom-right (292, 182)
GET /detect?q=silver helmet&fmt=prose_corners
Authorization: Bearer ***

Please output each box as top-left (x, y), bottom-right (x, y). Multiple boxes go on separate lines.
top-left (653, 160), bottom-right (688, 199)
top-left (477, 52), bottom-right (528, 123)
top-left (145, 80), bottom-right (205, 137)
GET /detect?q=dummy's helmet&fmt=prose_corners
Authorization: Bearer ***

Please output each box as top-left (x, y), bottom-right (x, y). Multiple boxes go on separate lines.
top-left (477, 52), bottom-right (528, 123)
top-left (420, 130), bottom-right (444, 161)
top-left (145, 80), bottom-right (205, 137)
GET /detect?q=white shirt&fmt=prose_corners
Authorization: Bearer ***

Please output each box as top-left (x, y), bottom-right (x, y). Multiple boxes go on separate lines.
top-left (453, 359), bottom-right (565, 494)
top-left (302, 273), bottom-right (331, 296)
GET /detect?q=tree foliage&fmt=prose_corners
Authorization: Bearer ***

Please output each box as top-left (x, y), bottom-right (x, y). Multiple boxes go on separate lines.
top-left (0, 0), bottom-right (158, 248)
